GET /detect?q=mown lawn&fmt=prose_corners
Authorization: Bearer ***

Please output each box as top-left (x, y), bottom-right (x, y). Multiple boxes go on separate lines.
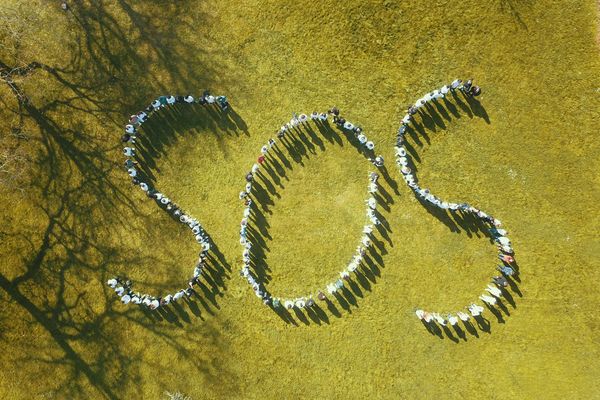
top-left (0, 1), bottom-right (599, 399)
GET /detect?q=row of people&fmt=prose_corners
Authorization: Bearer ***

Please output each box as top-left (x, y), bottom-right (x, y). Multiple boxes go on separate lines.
top-left (239, 109), bottom-right (383, 310)
top-left (109, 92), bottom-right (228, 306)
top-left (107, 276), bottom-right (199, 309)
top-left (393, 79), bottom-right (518, 324)
top-left (416, 306), bottom-right (485, 326)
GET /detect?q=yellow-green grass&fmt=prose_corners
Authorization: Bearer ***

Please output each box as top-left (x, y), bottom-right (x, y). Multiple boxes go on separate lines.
top-left (0, 0), bottom-right (599, 399)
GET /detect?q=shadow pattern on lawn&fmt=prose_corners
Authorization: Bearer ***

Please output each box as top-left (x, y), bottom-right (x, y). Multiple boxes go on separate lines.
top-left (399, 89), bottom-right (522, 342)
top-left (124, 100), bottom-right (249, 321)
top-left (0, 1), bottom-right (242, 399)
top-left (244, 117), bottom-right (398, 326)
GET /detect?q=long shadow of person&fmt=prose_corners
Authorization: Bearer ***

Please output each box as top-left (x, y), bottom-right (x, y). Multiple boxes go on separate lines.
top-left (240, 111), bottom-right (394, 326)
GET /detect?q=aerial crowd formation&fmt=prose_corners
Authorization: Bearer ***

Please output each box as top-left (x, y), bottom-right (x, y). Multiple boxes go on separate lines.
top-left (238, 110), bottom-right (383, 309)
top-left (114, 92), bottom-right (229, 309)
top-left (394, 79), bottom-right (517, 327)
top-left (109, 79), bottom-right (519, 329)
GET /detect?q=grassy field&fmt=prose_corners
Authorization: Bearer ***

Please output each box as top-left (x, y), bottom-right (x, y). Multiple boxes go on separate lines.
top-left (0, 1), bottom-right (599, 399)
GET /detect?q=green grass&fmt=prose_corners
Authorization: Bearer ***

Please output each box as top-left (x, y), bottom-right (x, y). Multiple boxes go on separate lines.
top-left (0, 0), bottom-right (599, 399)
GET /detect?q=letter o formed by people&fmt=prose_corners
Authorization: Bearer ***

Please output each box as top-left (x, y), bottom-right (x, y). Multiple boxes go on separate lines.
top-left (238, 109), bottom-right (385, 311)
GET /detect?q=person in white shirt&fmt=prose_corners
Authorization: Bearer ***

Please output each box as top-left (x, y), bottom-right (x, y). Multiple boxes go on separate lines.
top-left (468, 304), bottom-right (484, 316)
top-left (457, 311), bottom-right (470, 321)
top-left (121, 294), bottom-right (131, 304)
top-left (450, 79), bottom-right (462, 90)
top-left (497, 236), bottom-right (511, 246)
top-left (348, 261), bottom-right (358, 272)
top-left (423, 312), bottom-right (433, 323)
top-left (493, 228), bottom-right (508, 236)
top-left (173, 290), bottom-right (185, 301)
top-left (115, 286), bottom-right (125, 296)
top-left (166, 95), bottom-right (176, 105)
top-left (107, 278), bottom-right (118, 288)
top-left (184, 95), bottom-right (194, 103)
top-left (448, 315), bottom-right (459, 326)
top-left (479, 294), bottom-right (497, 305)
top-left (326, 284), bottom-right (337, 295)
top-left (367, 197), bottom-right (377, 209)
top-left (486, 284), bottom-right (502, 297)
top-left (433, 313), bottom-right (446, 326)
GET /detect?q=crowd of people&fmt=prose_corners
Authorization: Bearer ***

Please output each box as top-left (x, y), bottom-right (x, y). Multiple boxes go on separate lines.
top-left (109, 91), bottom-right (230, 309)
top-left (238, 109), bottom-right (384, 310)
top-left (108, 81), bottom-right (518, 325)
top-left (393, 79), bottom-right (518, 326)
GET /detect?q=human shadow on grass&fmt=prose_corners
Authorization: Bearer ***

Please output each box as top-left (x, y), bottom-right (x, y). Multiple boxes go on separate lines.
top-left (243, 114), bottom-right (395, 326)
top-left (405, 90), bottom-right (521, 341)
top-left (111, 104), bottom-right (245, 323)
top-left (0, 177), bottom-right (238, 400)
top-left (134, 102), bottom-right (247, 186)
top-left (403, 90), bottom-right (494, 238)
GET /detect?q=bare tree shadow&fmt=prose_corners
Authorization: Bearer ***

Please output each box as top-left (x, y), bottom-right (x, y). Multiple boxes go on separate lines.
top-left (0, 2), bottom-right (243, 398)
